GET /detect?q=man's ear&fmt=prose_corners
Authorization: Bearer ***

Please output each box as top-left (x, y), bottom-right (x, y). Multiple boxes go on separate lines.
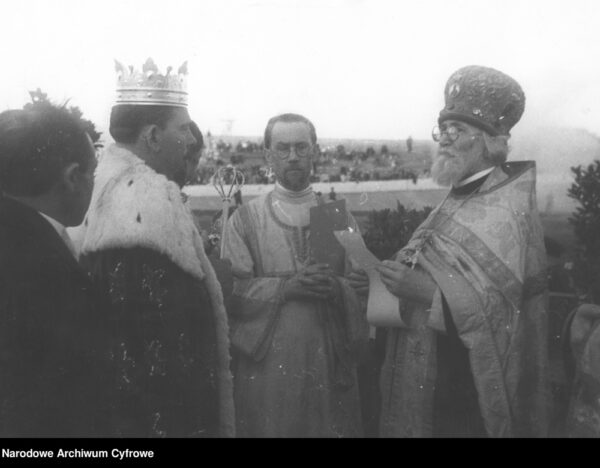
top-left (61, 162), bottom-right (81, 192)
top-left (141, 124), bottom-right (161, 153)
top-left (265, 149), bottom-right (273, 166)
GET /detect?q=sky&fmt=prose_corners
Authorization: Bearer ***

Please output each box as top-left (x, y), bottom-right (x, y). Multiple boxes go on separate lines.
top-left (2, 0), bottom-right (600, 141)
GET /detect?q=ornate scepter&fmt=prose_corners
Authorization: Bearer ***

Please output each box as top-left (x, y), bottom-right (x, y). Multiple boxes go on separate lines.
top-left (213, 165), bottom-right (245, 258)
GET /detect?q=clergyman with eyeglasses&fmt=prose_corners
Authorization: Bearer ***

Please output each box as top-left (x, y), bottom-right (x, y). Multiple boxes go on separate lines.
top-left (221, 113), bottom-right (369, 437)
top-left (349, 66), bottom-right (550, 437)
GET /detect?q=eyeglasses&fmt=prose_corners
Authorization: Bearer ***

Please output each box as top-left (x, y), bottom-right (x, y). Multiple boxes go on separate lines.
top-left (269, 142), bottom-right (312, 159)
top-left (432, 125), bottom-right (461, 143)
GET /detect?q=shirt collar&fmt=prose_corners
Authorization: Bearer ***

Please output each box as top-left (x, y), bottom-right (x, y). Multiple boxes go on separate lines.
top-left (274, 181), bottom-right (314, 200)
top-left (38, 212), bottom-right (78, 259)
top-left (454, 166), bottom-right (495, 188)
top-left (38, 211), bottom-right (66, 234)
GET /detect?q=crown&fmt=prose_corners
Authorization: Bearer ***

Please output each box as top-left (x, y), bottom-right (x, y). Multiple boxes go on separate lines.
top-left (114, 58), bottom-right (188, 107)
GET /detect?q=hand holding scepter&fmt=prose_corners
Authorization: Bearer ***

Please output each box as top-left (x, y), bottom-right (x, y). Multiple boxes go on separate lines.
top-left (212, 165), bottom-right (245, 258)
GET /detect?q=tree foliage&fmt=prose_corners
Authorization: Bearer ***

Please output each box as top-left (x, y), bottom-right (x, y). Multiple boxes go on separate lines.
top-left (23, 88), bottom-right (102, 145)
top-left (568, 160), bottom-right (600, 302)
top-left (363, 201), bottom-right (433, 261)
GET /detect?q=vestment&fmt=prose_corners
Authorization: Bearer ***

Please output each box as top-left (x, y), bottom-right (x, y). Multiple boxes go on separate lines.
top-left (223, 185), bottom-right (368, 437)
top-left (380, 162), bottom-right (550, 437)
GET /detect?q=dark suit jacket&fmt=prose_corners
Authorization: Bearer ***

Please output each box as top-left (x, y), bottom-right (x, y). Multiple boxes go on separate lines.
top-left (0, 196), bottom-right (110, 437)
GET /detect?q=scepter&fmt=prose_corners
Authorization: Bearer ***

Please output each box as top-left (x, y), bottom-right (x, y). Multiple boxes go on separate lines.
top-left (212, 165), bottom-right (245, 258)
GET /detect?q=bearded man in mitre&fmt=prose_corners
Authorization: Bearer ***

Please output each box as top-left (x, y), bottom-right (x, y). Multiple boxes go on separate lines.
top-left (73, 59), bottom-right (234, 437)
top-left (350, 66), bottom-right (550, 437)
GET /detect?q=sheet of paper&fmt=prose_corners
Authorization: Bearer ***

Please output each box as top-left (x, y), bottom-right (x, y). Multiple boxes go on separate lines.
top-left (334, 230), bottom-right (405, 328)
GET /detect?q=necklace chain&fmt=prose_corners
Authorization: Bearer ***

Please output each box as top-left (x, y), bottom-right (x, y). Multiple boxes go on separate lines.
top-left (398, 189), bottom-right (479, 269)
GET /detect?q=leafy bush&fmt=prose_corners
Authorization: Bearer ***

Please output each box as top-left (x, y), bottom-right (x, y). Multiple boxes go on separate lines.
top-left (363, 201), bottom-right (433, 261)
top-left (568, 160), bottom-right (600, 302)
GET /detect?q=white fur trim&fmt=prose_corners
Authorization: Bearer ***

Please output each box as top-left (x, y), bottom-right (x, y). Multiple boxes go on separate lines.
top-left (78, 144), bottom-right (207, 281)
top-left (74, 144), bottom-right (235, 436)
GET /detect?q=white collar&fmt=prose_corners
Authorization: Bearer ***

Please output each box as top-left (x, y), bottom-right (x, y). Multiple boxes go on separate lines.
top-left (454, 166), bottom-right (495, 188)
top-left (38, 211), bottom-right (78, 259)
top-left (274, 181), bottom-right (313, 199)
top-left (38, 211), bottom-right (66, 234)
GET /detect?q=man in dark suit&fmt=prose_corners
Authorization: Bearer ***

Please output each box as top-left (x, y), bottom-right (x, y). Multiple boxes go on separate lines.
top-left (0, 105), bottom-right (107, 436)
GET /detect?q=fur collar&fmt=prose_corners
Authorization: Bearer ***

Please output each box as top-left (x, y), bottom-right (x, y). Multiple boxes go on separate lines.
top-left (76, 143), bottom-right (206, 281)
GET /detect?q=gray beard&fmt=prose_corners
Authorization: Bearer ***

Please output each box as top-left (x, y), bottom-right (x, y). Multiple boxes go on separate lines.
top-left (431, 155), bottom-right (466, 187)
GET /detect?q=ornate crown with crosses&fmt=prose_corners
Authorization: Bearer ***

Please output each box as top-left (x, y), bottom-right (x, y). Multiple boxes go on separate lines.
top-left (114, 58), bottom-right (188, 107)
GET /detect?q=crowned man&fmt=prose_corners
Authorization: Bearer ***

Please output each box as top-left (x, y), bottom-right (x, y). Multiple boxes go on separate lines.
top-left (222, 113), bottom-right (369, 437)
top-left (350, 66), bottom-right (550, 437)
top-left (73, 59), bottom-right (234, 437)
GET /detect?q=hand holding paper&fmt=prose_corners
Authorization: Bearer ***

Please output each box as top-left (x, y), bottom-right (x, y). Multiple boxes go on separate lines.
top-left (376, 260), bottom-right (436, 305)
top-left (335, 230), bottom-right (405, 328)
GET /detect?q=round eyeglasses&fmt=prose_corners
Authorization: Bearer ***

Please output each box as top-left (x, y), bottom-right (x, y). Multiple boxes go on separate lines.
top-left (270, 142), bottom-right (312, 159)
top-left (432, 125), bottom-right (460, 143)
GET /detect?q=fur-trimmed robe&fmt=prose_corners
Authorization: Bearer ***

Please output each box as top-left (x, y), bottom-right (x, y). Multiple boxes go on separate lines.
top-left (71, 143), bottom-right (234, 437)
